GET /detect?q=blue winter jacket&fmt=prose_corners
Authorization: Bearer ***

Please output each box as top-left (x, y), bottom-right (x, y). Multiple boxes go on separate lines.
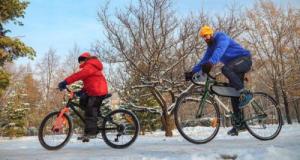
top-left (192, 32), bottom-right (251, 73)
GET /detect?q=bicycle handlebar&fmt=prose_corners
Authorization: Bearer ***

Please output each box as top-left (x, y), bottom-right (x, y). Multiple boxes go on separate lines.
top-left (66, 87), bottom-right (72, 93)
top-left (57, 87), bottom-right (72, 93)
top-left (57, 87), bottom-right (75, 100)
top-left (191, 72), bottom-right (217, 86)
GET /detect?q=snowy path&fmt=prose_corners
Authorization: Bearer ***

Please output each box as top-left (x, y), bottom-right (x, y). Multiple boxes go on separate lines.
top-left (1, 125), bottom-right (300, 160)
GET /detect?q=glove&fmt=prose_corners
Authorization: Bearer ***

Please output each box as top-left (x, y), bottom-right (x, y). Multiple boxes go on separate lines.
top-left (58, 80), bottom-right (67, 91)
top-left (201, 62), bottom-right (213, 74)
top-left (184, 71), bottom-right (194, 81)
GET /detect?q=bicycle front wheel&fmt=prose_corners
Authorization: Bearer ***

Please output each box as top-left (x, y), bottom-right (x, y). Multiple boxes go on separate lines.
top-left (244, 92), bottom-right (282, 140)
top-left (174, 92), bottom-right (220, 144)
top-left (102, 109), bottom-right (140, 149)
top-left (38, 111), bottom-right (73, 150)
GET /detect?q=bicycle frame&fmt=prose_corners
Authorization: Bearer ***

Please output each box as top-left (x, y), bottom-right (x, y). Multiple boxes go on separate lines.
top-left (195, 75), bottom-right (268, 122)
top-left (53, 90), bottom-right (120, 132)
top-left (174, 73), bottom-right (282, 143)
top-left (196, 76), bottom-right (232, 118)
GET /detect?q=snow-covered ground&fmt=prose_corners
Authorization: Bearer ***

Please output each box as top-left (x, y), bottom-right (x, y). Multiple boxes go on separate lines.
top-left (1, 124), bottom-right (300, 160)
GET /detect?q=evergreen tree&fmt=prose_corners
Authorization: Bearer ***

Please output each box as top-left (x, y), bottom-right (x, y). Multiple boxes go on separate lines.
top-left (0, 69), bottom-right (9, 97)
top-left (0, 0), bottom-right (35, 97)
top-left (121, 98), bottom-right (161, 135)
top-left (0, 81), bottom-right (30, 137)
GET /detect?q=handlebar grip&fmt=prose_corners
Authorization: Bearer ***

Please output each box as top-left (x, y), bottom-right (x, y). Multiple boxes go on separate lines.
top-left (191, 73), bottom-right (206, 86)
top-left (190, 72), bottom-right (216, 86)
top-left (191, 77), bottom-right (200, 86)
top-left (66, 87), bottom-right (71, 92)
top-left (57, 87), bottom-right (71, 92)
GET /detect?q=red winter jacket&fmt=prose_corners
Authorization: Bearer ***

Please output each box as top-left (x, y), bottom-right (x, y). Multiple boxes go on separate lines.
top-left (65, 57), bottom-right (108, 96)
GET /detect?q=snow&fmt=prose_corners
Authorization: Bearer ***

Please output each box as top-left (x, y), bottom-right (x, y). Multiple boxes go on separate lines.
top-left (0, 124), bottom-right (300, 160)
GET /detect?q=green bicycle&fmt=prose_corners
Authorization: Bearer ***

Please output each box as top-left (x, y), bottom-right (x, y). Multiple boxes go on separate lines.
top-left (174, 73), bottom-right (282, 144)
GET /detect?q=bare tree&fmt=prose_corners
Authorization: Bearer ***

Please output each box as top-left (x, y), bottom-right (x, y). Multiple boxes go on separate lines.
top-left (36, 48), bottom-right (60, 102)
top-left (95, 0), bottom-right (207, 136)
top-left (94, 0), bottom-right (252, 135)
top-left (244, 0), bottom-right (300, 124)
top-left (64, 43), bottom-right (81, 74)
top-left (213, 2), bottom-right (248, 39)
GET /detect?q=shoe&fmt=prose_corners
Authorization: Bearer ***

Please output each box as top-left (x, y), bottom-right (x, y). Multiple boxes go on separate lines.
top-left (238, 90), bottom-right (253, 109)
top-left (227, 127), bottom-right (239, 136)
top-left (77, 132), bottom-right (97, 142)
top-left (227, 124), bottom-right (247, 136)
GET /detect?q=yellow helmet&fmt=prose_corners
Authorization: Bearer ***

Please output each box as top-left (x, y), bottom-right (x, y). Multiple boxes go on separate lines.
top-left (199, 25), bottom-right (214, 37)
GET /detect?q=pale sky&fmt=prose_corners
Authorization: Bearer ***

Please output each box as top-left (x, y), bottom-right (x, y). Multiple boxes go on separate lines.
top-left (5, 0), bottom-right (300, 65)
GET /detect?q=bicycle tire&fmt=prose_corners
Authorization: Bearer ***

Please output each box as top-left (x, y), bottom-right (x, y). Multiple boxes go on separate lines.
top-left (174, 92), bottom-right (220, 144)
top-left (102, 109), bottom-right (140, 149)
top-left (38, 111), bottom-right (73, 150)
top-left (244, 92), bottom-right (282, 140)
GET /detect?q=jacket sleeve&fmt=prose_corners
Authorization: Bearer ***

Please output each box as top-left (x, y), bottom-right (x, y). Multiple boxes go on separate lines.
top-left (64, 64), bottom-right (95, 85)
top-left (192, 48), bottom-right (212, 73)
top-left (209, 33), bottom-right (230, 64)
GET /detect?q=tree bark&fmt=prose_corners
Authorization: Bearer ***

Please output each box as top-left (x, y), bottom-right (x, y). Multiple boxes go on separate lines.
top-left (293, 100), bottom-right (300, 123)
top-left (273, 80), bottom-right (280, 104)
top-left (281, 88), bottom-right (292, 124)
top-left (160, 111), bottom-right (174, 137)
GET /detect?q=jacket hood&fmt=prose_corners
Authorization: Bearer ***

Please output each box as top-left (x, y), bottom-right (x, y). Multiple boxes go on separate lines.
top-left (79, 57), bottom-right (102, 70)
top-left (79, 52), bottom-right (91, 58)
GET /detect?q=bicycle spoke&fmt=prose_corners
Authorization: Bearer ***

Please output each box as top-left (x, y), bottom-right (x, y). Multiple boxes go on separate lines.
top-left (244, 92), bottom-right (282, 140)
top-left (38, 112), bottom-right (72, 150)
top-left (175, 92), bottom-right (220, 144)
top-left (102, 110), bottom-right (139, 148)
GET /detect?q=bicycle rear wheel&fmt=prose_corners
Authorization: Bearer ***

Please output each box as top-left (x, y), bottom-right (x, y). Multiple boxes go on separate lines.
top-left (102, 109), bottom-right (140, 149)
top-left (38, 111), bottom-right (73, 150)
top-left (244, 92), bottom-right (282, 140)
top-left (174, 92), bottom-right (220, 144)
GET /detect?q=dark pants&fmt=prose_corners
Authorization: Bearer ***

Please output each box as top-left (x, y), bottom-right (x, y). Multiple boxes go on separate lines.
top-left (221, 56), bottom-right (252, 118)
top-left (79, 94), bottom-right (103, 134)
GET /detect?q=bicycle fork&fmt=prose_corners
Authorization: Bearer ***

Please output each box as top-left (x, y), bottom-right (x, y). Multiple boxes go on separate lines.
top-left (195, 91), bottom-right (210, 118)
top-left (196, 92), bottom-right (219, 128)
top-left (52, 107), bottom-right (70, 132)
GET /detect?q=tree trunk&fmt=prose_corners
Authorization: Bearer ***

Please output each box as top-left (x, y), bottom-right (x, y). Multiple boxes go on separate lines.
top-left (161, 114), bottom-right (174, 137)
top-left (149, 88), bottom-right (174, 137)
top-left (281, 89), bottom-right (292, 124)
top-left (273, 81), bottom-right (280, 104)
top-left (273, 81), bottom-right (285, 125)
top-left (293, 100), bottom-right (300, 123)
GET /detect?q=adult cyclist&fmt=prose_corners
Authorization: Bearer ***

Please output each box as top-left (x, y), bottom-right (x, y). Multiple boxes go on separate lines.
top-left (185, 26), bottom-right (253, 136)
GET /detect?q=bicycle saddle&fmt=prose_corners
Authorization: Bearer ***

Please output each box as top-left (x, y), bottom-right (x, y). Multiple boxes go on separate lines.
top-left (211, 85), bottom-right (240, 97)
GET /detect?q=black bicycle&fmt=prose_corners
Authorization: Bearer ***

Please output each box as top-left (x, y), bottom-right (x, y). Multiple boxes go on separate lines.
top-left (174, 73), bottom-right (282, 144)
top-left (38, 88), bottom-right (140, 150)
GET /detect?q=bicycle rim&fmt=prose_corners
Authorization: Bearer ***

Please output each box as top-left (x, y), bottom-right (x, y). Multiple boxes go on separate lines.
top-left (38, 112), bottom-right (73, 150)
top-left (102, 109), bottom-right (140, 149)
top-left (244, 92), bottom-right (282, 140)
top-left (175, 92), bottom-right (220, 144)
